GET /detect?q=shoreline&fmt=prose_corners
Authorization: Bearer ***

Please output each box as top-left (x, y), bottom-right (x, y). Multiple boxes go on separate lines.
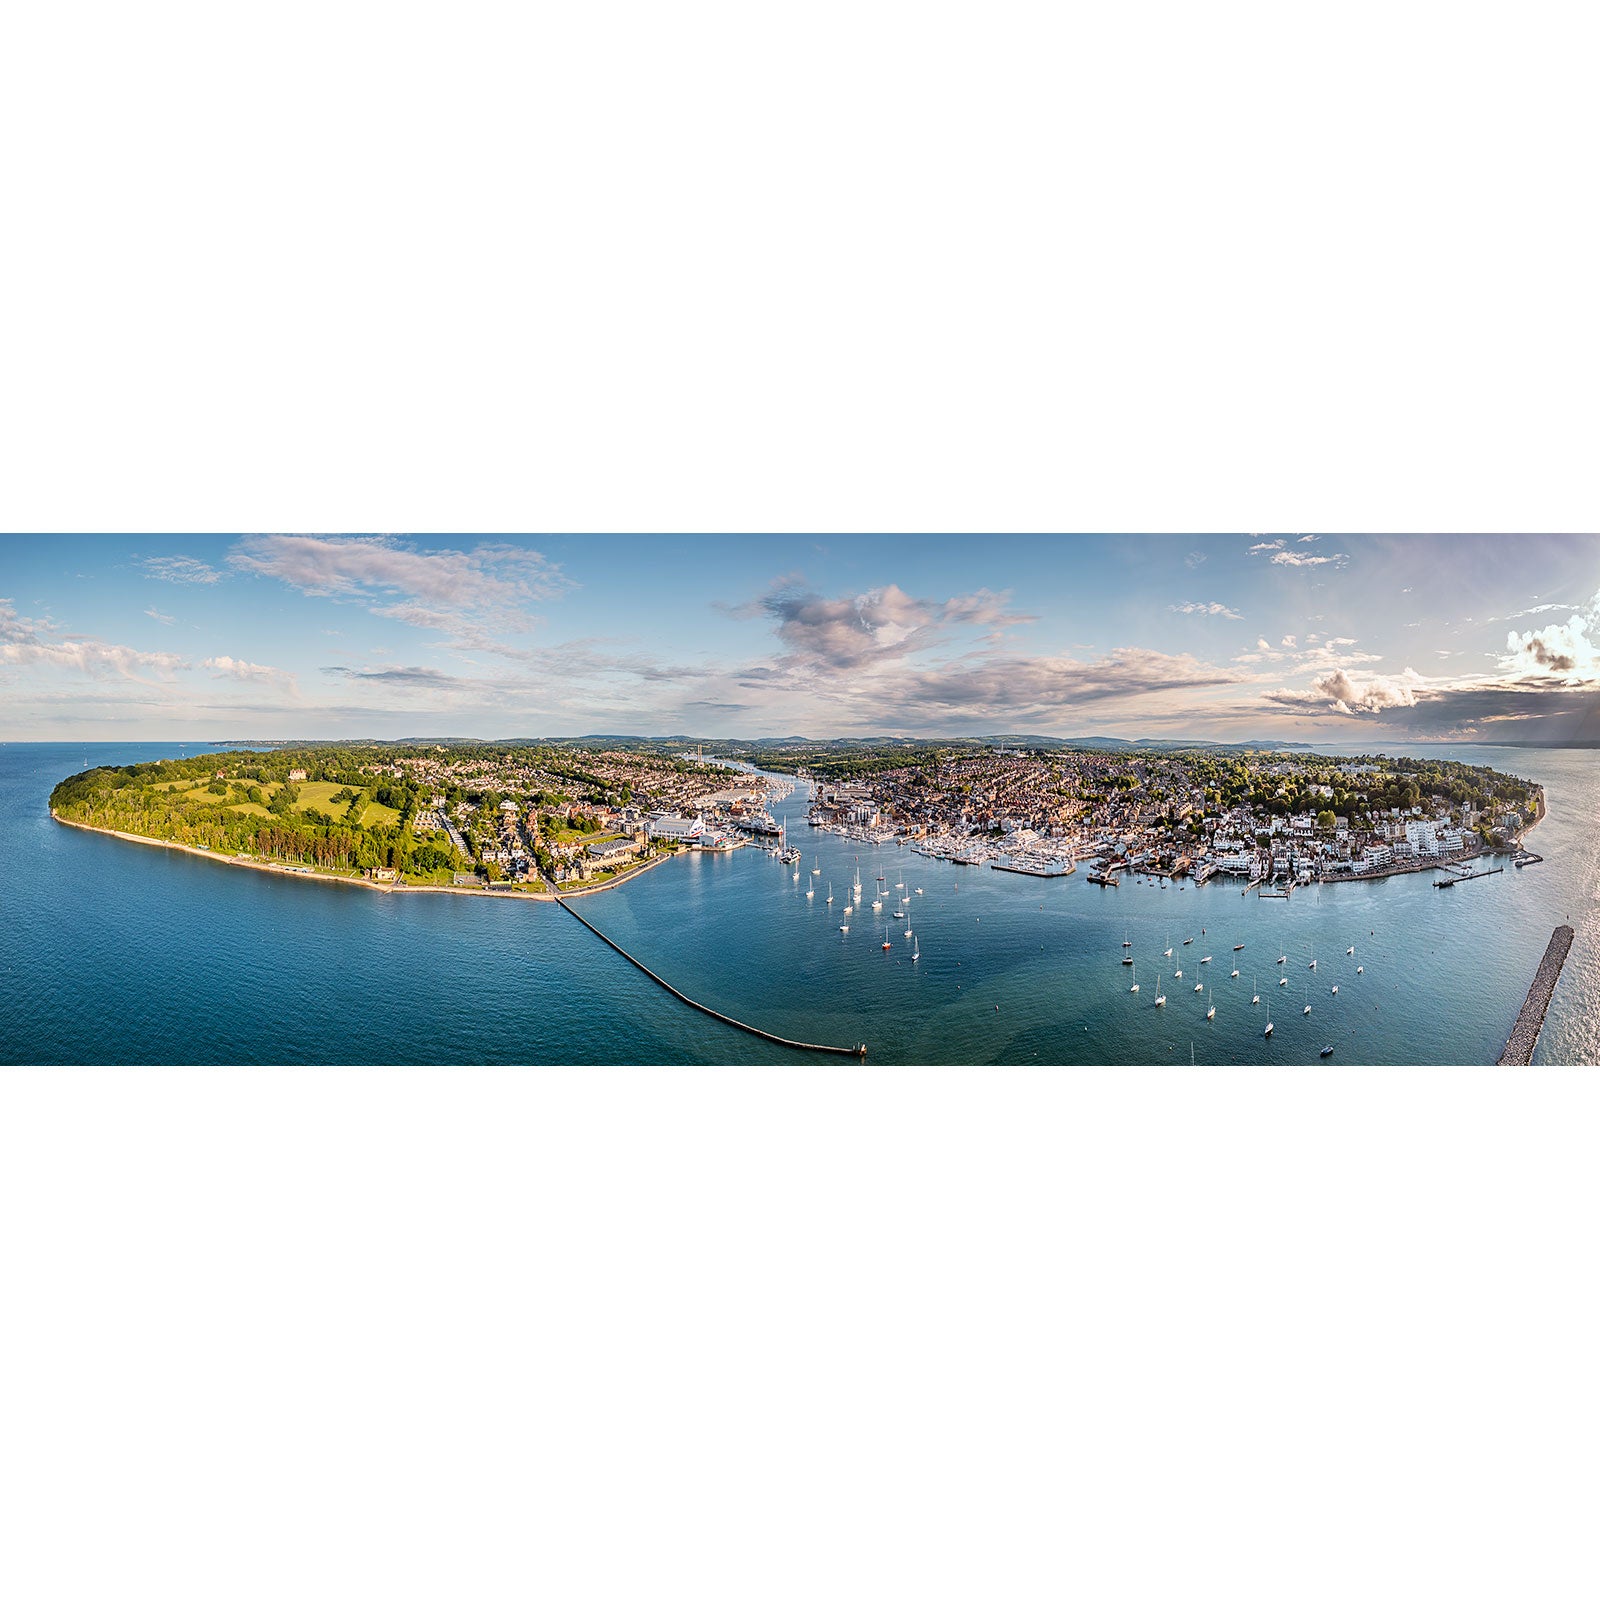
top-left (48, 811), bottom-right (671, 901)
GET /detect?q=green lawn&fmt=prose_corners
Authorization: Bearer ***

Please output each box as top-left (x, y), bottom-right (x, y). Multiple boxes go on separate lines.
top-left (358, 800), bottom-right (402, 827)
top-left (290, 781), bottom-right (350, 813)
top-left (227, 802), bottom-right (273, 818)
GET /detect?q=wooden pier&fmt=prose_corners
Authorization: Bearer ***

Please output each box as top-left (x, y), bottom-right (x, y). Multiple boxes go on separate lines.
top-left (1498, 925), bottom-right (1575, 1064)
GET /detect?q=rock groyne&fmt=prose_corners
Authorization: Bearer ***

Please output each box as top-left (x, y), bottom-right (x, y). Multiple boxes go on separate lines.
top-left (1498, 925), bottom-right (1575, 1064)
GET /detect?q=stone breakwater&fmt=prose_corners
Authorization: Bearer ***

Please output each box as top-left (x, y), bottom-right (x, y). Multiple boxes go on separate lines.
top-left (1498, 925), bottom-right (1575, 1064)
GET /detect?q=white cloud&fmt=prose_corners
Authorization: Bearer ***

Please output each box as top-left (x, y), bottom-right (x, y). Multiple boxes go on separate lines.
top-left (1280, 635), bottom-right (1297, 649)
top-left (1269, 667), bottom-right (1427, 716)
top-left (229, 535), bottom-right (570, 657)
top-left (1184, 550), bottom-right (1206, 569)
top-left (0, 599), bottom-right (188, 681)
top-left (143, 606), bottom-right (175, 626)
top-left (201, 654), bottom-right (299, 693)
top-left (1247, 540), bottom-right (1284, 553)
top-left (140, 555), bottom-right (222, 585)
top-left (1168, 601), bottom-right (1242, 619)
top-left (1269, 549), bottom-right (1346, 568)
top-left (1504, 614), bottom-right (1599, 677)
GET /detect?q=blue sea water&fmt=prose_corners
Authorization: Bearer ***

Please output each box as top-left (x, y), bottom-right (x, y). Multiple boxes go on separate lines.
top-left (2, 741), bottom-right (1597, 1064)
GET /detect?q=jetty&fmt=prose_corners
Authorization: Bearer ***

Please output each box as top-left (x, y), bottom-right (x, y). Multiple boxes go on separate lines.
top-left (1498, 925), bottom-right (1575, 1064)
top-left (1435, 864), bottom-right (1501, 886)
top-left (554, 896), bottom-right (868, 1058)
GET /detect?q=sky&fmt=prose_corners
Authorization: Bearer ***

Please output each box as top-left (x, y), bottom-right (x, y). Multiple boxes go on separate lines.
top-left (5, 533), bottom-right (1600, 745)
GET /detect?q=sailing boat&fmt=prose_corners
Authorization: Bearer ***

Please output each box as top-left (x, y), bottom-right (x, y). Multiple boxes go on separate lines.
top-left (826, 883), bottom-right (833, 904)
top-left (1303, 982), bottom-right (1311, 1016)
top-left (1309, 943), bottom-right (1317, 971)
top-left (1122, 927), bottom-right (1132, 947)
top-left (1122, 944), bottom-right (1134, 965)
top-left (1251, 975), bottom-right (1260, 1005)
top-left (1194, 973), bottom-right (1204, 993)
top-left (1279, 970), bottom-right (1288, 986)
top-left (1264, 997), bottom-right (1273, 1037)
top-left (911, 935), bottom-right (920, 962)
top-left (805, 881), bottom-right (814, 897)
top-left (1330, 982), bottom-right (1339, 995)
top-left (882, 928), bottom-right (892, 950)
top-left (1154, 973), bottom-right (1165, 1007)
top-left (1346, 945), bottom-right (1354, 956)
top-left (903, 917), bottom-right (912, 938)
top-left (1129, 962), bottom-right (1140, 994)
top-left (1277, 941), bottom-right (1285, 965)
top-left (812, 856), bottom-right (821, 874)
top-left (1163, 932), bottom-right (1173, 958)
top-left (1205, 986), bottom-right (1214, 1021)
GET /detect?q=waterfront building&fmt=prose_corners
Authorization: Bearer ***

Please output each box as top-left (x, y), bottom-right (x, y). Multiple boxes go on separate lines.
top-left (647, 813), bottom-right (705, 843)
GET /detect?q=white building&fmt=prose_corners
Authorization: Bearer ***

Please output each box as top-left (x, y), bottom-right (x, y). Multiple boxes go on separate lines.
top-left (647, 813), bottom-right (704, 842)
top-left (1404, 819), bottom-right (1440, 856)
top-left (1363, 843), bottom-right (1393, 868)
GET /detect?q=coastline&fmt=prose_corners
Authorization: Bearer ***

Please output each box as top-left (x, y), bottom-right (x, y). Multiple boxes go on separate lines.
top-left (48, 811), bottom-right (670, 900)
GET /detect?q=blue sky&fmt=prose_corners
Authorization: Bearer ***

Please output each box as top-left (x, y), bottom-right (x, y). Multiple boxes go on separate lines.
top-left (5, 533), bottom-right (1600, 743)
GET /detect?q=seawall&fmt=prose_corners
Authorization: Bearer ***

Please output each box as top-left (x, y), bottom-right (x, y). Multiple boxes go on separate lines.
top-left (554, 895), bottom-right (868, 1059)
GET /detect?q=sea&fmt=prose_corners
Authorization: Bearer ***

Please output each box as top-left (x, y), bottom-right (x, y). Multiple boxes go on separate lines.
top-left (3, 741), bottom-right (1597, 1065)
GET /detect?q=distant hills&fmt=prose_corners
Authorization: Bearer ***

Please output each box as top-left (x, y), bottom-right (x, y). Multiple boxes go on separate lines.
top-left (220, 731), bottom-right (1324, 753)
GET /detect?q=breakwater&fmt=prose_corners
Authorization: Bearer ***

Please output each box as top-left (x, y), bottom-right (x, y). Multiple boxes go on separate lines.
top-left (555, 896), bottom-right (868, 1058)
top-left (1498, 925), bottom-right (1575, 1064)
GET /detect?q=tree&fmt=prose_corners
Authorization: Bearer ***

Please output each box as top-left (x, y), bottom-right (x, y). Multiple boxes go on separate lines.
top-left (1316, 809), bottom-right (1336, 831)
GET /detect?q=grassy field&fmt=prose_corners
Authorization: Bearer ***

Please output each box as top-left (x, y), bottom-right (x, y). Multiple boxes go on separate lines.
top-left (273, 782), bottom-right (402, 827)
top-left (128, 775), bottom-right (405, 830)
top-left (290, 781), bottom-right (349, 812)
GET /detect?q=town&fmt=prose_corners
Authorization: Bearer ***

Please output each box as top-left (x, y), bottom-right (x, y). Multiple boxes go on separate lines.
top-left (781, 744), bottom-right (1543, 889)
top-left (49, 738), bottom-right (1545, 897)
